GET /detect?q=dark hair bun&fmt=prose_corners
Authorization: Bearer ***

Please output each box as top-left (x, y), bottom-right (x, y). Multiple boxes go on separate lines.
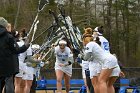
top-left (20, 28), bottom-right (27, 37)
top-left (98, 26), bottom-right (104, 34)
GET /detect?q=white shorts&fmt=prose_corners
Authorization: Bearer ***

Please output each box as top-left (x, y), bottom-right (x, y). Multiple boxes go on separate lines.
top-left (102, 55), bottom-right (118, 69)
top-left (110, 65), bottom-right (121, 77)
top-left (15, 62), bottom-right (34, 80)
top-left (97, 64), bottom-right (102, 74)
top-left (82, 61), bottom-right (89, 79)
top-left (55, 62), bottom-right (72, 77)
top-left (15, 62), bottom-right (26, 78)
top-left (89, 62), bottom-right (100, 79)
top-left (82, 69), bottom-right (86, 79)
top-left (22, 66), bottom-right (34, 80)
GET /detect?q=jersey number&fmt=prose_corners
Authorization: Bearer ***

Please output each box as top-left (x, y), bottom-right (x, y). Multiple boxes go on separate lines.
top-left (103, 42), bottom-right (109, 50)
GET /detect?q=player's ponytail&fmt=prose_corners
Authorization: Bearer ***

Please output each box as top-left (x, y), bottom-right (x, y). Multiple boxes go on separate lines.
top-left (82, 34), bottom-right (93, 44)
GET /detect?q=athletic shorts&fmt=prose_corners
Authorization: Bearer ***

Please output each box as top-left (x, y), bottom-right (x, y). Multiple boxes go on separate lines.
top-left (55, 62), bottom-right (72, 77)
top-left (15, 62), bottom-right (26, 78)
top-left (82, 69), bottom-right (90, 79)
top-left (102, 55), bottom-right (118, 69)
top-left (15, 63), bottom-right (34, 80)
top-left (97, 64), bottom-right (102, 74)
top-left (82, 69), bottom-right (86, 79)
top-left (82, 61), bottom-right (89, 79)
top-left (110, 65), bottom-right (121, 77)
top-left (22, 66), bottom-right (34, 80)
top-left (89, 62), bottom-right (100, 79)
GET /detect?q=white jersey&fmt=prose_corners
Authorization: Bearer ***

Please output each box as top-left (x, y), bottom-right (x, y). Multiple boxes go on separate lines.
top-left (85, 42), bottom-right (110, 63)
top-left (17, 40), bottom-right (32, 63)
top-left (98, 35), bottom-right (110, 53)
top-left (54, 46), bottom-right (73, 77)
top-left (16, 40), bottom-right (33, 79)
top-left (54, 46), bottom-right (73, 64)
top-left (26, 47), bottom-right (32, 57)
top-left (17, 40), bottom-right (26, 63)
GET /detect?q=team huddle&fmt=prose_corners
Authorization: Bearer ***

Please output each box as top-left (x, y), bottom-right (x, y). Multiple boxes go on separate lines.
top-left (0, 16), bottom-right (124, 93)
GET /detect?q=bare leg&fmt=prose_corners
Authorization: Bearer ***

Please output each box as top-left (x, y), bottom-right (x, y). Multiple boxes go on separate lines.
top-left (64, 73), bottom-right (70, 93)
top-left (2, 86), bottom-right (5, 93)
top-left (23, 80), bottom-right (33, 93)
top-left (15, 77), bottom-right (22, 93)
top-left (91, 76), bottom-right (98, 93)
top-left (98, 69), bottom-right (113, 93)
top-left (55, 70), bottom-right (64, 93)
top-left (20, 80), bottom-right (25, 93)
top-left (107, 77), bottom-right (118, 93)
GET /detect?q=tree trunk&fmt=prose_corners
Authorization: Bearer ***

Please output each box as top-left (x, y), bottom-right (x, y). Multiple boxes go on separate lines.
top-left (115, 0), bottom-right (120, 59)
top-left (102, 0), bottom-right (106, 25)
top-left (84, 0), bottom-right (91, 27)
top-left (69, 0), bottom-right (73, 19)
top-left (120, 4), bottom-right (127, 65)
top-left (95, 0), bottom-right (97, 22)
top-left (125, 0), bottom-right (130, 64)
top-left (106, 0), bottom-right (112, 46)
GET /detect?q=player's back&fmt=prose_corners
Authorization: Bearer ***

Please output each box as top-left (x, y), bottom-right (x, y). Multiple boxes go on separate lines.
top-left (98, 36), bottom-right (110, 53)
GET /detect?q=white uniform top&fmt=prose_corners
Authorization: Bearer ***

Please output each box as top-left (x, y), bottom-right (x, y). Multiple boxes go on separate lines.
top-left (98, 35), bottom-right (110, 53)
top-left (26, 47), bottom-right (32, 57)
top-left (89, 35), bottom-right (110, 76)
top-left (17, 40), bottom-right (26, 63)
top-left (85, 42), bottom-right (107, 63)
top-left (17, 40), bottom-right (32, 63)
top-left (16, 40), bottom-right (33, 80)
top-left (55, 46), bottom-right (73, 64)
top-left (54, 46), bottom-right (73, 77)
top-left (85, 42), bottom-right (117, 66)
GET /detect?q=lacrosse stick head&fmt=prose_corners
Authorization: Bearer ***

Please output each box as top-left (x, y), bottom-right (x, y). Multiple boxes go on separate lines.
top-left (38, 0), bottom-right (49, 11)
top-left (31, 44), bottom-right (40, 53)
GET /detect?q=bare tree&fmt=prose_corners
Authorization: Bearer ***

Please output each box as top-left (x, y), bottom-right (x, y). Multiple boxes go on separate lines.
top-left (106, 0), bottom-right (112, 44)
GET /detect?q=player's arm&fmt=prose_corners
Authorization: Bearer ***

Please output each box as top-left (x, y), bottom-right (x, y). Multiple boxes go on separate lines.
top-left (83, 52), bottom-right (92, 61)
top-left (8, 35), bottom-right (29, 54)
top-left (83, 44), bottom-right (93, 61)
top-left (64, 49), bottom-right (74, 66)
